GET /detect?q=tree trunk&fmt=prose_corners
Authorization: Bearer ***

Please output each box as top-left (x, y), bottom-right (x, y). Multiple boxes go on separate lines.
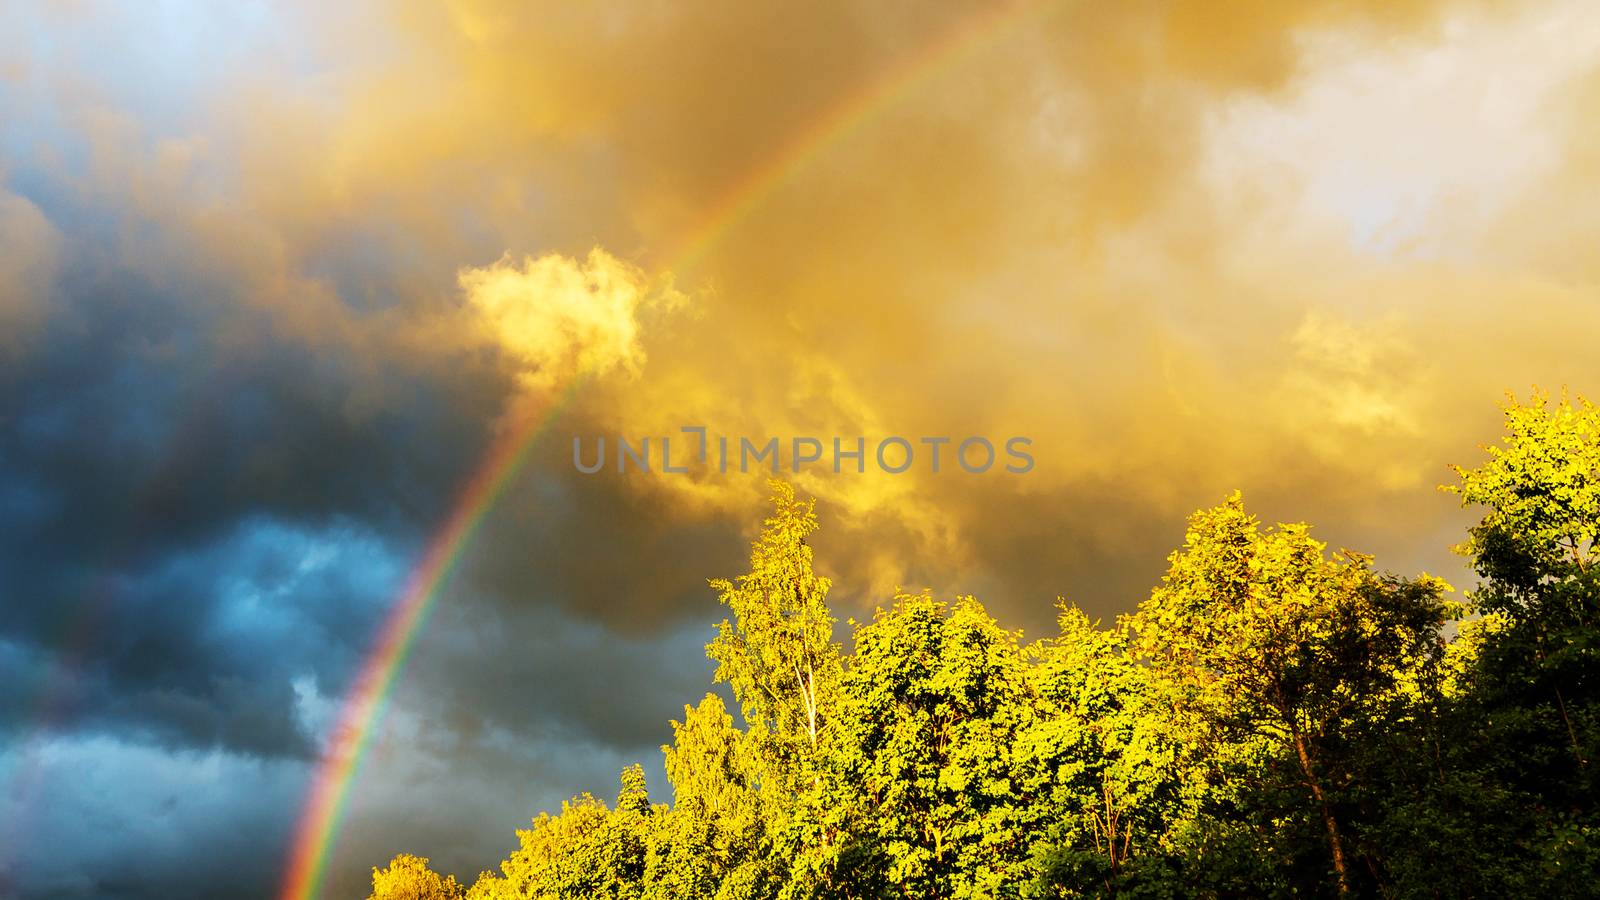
top-left (794, 662), bottom-right (818, 747)
top-left (1292, 726), bottom-right (1351, 896)
top-left (1535, 636), bottom-right (1588, 768)
top-left (1554, 685), bottom-right (1588, 768)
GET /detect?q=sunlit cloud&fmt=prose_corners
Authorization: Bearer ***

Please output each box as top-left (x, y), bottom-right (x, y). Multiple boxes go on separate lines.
top-left (461, 249), bottom-right (687, 395)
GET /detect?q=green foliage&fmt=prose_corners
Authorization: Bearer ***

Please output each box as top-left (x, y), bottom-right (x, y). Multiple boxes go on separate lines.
top-left (1422, 390), bottom-right (1600, 894)
top-left (1131, 494), bottom-right (1452, 896)
top-left (787, 593), bottom-right (1036, 898)
top-left (373, 392), bottom-right (1599, 900)
top-left (707, 480), bottom-right (843, 784)
top-left (1448, 390), bottom-right (1600, 607)
top-left (368, 853), bottom-right (464, 900)
top-left (452, 767), bottom-right (660, 900)
top-left (646, 694), bottom-right (776, 900)
top-left (1019, 606), bottom-right (1192, 897)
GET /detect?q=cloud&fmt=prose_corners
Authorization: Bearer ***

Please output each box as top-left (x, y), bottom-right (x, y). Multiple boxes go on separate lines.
top-left (0, 734), bottom-right (305, 900)
top-left (461, 248), bottom-right (687, 395)
top-left (0, 188), bottom-right (59, 354)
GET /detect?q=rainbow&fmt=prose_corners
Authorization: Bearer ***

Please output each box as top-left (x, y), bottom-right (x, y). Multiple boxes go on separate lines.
top-left (276, 388), bottom-right (579, 900)
top-left (278, 4), bottom-right (1039, 898)
top-left (659, 0), bottom-right (1038, 276)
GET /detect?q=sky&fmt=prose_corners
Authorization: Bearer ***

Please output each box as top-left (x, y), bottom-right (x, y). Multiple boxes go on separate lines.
top-left (2, 0), bottom-right (1599, 897)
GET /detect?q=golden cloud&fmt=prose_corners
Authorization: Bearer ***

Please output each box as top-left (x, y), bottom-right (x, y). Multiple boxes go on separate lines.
top-left (461, 248), bottom-right (687, 394)
top-left (14, 0), bottom-right (1600, 627)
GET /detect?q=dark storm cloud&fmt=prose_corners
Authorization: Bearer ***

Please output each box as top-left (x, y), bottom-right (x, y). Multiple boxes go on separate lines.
top-left (405, 583), bottom-right (725, 751)
top-left (0, 188), bottom-right (494, 760)
top-left (2, 735), bottom-right (305, 900)
top-left (5, 519), bottom-right (403, 757)
top-left (470, 425), bottom-right (751, 634)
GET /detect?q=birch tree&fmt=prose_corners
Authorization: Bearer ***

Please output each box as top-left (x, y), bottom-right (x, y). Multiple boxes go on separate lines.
top-left (707, 480), bottom-right (842, 765)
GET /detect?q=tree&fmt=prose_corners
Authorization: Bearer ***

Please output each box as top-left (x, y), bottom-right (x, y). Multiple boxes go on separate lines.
top-left (1448, 390), bottom-right (1600, 769)
top-left (707, 480), bottom-right (843, 771)
top-left (644, 693), bottom-right (775, 900)
top-left (1449, 390), bottom-right (1600, 601)
top-left (1133, 493), bottom-right (1449, 896)
top-left (791, 593), bottom-right (1036, 898)
top-left (1019, 605), bottom-right (1192, 897)
top-left (1427, 390), bottom-right (1600, 892)
top-left (483, 768), bottom-right (657, 899)
top-left (368, 854), bottom-right (465, 900)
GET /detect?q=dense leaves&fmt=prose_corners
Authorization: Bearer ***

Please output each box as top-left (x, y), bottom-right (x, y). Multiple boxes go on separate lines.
top-left (372, 394), bottom-right (1600, 899)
